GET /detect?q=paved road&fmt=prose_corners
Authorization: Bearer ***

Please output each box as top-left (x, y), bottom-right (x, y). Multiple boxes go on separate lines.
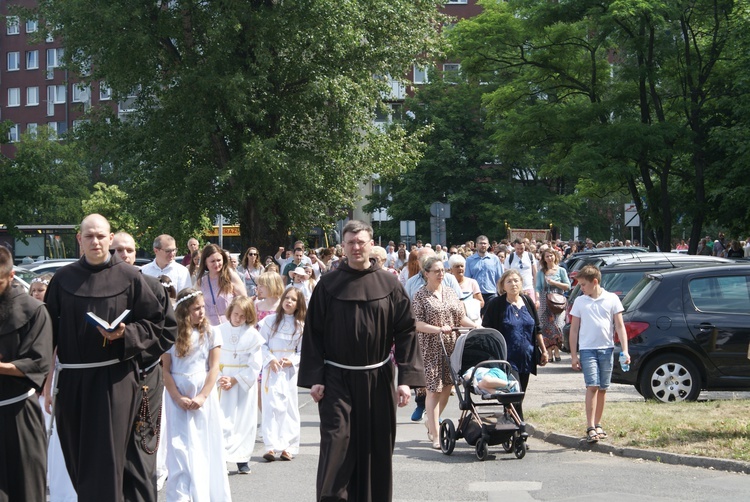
top-left (160, 352), bottom-right (750, 501)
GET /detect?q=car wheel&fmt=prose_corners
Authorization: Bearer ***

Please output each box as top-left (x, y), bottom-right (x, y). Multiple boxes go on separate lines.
top-left (639, 354), bottom-right (701, 403)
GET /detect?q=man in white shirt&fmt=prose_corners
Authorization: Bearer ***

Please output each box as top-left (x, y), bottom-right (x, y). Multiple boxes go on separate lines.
top-left (504, 239), bottom-right (537, 301)
top-left (434, 244), bottom-right (447, 262)
top-left (141, 234), bottom-right (192, 294)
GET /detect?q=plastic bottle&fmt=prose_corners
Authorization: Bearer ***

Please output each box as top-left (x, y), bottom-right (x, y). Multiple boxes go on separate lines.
top-left (619, 352), bottom-right (630, 372)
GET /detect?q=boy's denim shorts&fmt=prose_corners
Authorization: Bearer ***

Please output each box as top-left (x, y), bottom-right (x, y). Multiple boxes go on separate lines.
top-left (579, 348), bottom-right (614, 389)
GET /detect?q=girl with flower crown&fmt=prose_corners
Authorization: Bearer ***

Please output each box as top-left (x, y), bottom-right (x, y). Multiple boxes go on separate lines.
top-left (162, 288), bottom-right (232, 501)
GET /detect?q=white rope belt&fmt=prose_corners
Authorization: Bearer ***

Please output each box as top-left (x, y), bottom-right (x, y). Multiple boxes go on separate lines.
top-left (49, 358), bottom-right (121, 439)
top-left (140, 358), bottom-right (161, 374)
top-left (0, 388), bottom-right (35, 407)
top-left (324, 355), bottom-right (391, 371)
top-left (57, 358), bottom-right (121, 370)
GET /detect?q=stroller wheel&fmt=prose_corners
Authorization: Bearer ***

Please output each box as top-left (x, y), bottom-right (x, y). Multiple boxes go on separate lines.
top-left (502, 438), bottom-right (514, 453)
top-left (514, 437), bottom-right (527, 459)
top-left (475, 438), bottom-right (489, 461)
top-left (439, 419), bottom-right (456, 455)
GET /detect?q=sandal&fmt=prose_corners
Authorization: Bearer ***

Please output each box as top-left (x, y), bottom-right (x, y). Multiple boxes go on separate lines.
top-left (595, 424), bottom-right (608, 439)
top-left (263, 450), bottom-right (276, 462)
top-left (586, 426), bottom-right (599, 443)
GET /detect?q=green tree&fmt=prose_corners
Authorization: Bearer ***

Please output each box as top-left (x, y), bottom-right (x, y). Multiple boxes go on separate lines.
top-left (368, 72), bottom-right (583, 245)
top-left (451, 0), bottom-right (743, 251)
top-left (0, 127), bottom-right (89, 236)
top-left (35, 0), bottom-right (443, 254)
top-left (81, 182), bottom-right (138, 234)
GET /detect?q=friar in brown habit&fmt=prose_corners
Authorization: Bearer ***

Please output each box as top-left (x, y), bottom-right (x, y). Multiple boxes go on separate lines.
top-left (300, 220), bottom-right (425, 502)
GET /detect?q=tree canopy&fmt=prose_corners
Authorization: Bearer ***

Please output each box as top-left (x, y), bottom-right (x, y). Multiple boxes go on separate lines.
top-left (447, 0), bottom-right (749, 250)
top-left (34, 0), bottom-right (444, 251)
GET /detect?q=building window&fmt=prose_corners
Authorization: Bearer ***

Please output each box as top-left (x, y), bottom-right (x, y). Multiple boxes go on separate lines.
top-left (46, 48), bottom-right (64, 79)
top-left (47, 85), bottom-right (66, 104)
top-left (6, 17), bottom-right (20, 35)
top-left (47, 85), bottom-right (66, 116)
top-left (73, 119), bottom-right (89, 132)
top-left (8, 124), bottom-right (20, 143)
top-left (27, 86), bottom-right (39, 106)
top-left (26, 19), bottom-right (38, 33)
top-left (27, 123), bottom-right (38, 138)
top-left (100, 82), bottom-right (112, 101)
top-left (443, 63), bottom-right (461, 72)
top-left (48, 121), bottom-right (67, 139)
top-left (26, 50), bottom-right (39, 70)
top-left (72, 83), bottom-right (89, 103)
top-left (413, 65), bottom-right (429, 84)
top-left (8, 52), bottom-right (20, 71)
top-left (8, 88), bottom-right (21, 107)
top-left (446, 0), bottom-right (468, 3)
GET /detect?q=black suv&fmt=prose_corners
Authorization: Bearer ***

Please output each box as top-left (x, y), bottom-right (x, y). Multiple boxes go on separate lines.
top-left (612, 264), bottom-right (750, 402)
top-left (561, 254), bottom-right (732, 351)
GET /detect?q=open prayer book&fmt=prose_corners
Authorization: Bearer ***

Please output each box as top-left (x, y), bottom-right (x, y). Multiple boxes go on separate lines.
top-left (86, 310), bottom-right (130, 332)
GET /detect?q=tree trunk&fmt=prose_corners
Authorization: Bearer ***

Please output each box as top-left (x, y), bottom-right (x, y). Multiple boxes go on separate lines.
top-left (240, 198), bottom-right (290, 260)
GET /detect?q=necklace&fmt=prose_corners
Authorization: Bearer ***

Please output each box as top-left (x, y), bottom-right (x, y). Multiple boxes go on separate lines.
top-left (230, 326), bottom-right (240, 359)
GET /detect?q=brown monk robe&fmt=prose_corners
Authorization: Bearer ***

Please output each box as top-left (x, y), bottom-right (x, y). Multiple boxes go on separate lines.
top-left (299, 221), bottom-right (424, 502)
top-left (0, 276), bottom-right (53, 502)
top-left (45, 214), bottom-right (165, 502)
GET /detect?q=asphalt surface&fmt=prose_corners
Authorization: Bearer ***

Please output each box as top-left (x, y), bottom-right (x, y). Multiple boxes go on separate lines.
top-left (158, 352), bottom-right (750, 501)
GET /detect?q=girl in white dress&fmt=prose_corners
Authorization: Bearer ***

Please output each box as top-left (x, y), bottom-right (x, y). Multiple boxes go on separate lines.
top-left (217, 297), bottom-right (264, 474)
top-left (259, 287), bottom-right (306, 462)
top-left (162, 289), bottom-right (232, 502)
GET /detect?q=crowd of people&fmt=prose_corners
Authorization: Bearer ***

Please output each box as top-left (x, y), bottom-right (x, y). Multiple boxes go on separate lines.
top-left (7, 217), bottom-right (745, 502)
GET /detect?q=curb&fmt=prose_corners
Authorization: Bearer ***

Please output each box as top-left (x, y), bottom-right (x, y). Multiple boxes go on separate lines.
top-left (527, 423), bottom-right (750, 475)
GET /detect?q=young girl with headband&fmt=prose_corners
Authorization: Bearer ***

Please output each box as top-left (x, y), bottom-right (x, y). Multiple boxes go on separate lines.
top-left (162, 288), bottom-right (232, 501)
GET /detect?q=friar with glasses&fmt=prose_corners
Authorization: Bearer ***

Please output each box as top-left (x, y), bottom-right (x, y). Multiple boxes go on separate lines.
top-left (0, 246), bottom-right (53, 501)
top-left (300, 220), bottom-right (424, 502)
top-left (141, 234), bottom-right (192, 294)
top-left (112, 232), bottom-right (177, 502)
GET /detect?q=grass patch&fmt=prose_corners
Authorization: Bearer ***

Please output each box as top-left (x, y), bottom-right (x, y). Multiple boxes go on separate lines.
top-left (526, 399), bottom-right (750, 461)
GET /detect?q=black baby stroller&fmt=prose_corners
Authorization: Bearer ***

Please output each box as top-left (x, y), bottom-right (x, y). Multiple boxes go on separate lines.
top-left (438, 327), bottom-right (527, 460)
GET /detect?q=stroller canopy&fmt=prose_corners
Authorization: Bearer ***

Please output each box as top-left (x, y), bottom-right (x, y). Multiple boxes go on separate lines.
top-left (450, 328), bottom-right (507, 376)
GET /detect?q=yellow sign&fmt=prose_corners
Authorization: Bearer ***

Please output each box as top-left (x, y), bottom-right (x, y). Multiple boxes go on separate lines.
top-left (204, 225), bottom-right (240, 237)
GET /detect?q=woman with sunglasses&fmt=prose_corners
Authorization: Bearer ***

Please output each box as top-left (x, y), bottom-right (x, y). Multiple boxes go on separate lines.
top-left (413, 256), bottom-right (480, 449)
top-left (239, 247), bottom-right (264, 296)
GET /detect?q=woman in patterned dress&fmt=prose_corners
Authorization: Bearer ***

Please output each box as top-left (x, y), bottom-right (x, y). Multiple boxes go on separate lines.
top-left (534, 249), bottom-right (570, 362)
top-left (413, 256), bottom-right (480, 449)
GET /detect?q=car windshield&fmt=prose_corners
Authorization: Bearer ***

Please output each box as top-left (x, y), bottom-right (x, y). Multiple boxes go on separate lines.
top-left (13, 268), bottom-right (39, 283)
top-left (622, 275), bottom-right (659, 311)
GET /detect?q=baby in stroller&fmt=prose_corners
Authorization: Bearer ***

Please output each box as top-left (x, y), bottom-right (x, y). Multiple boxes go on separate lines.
top-left (463, 366), bottom-right (520, 394)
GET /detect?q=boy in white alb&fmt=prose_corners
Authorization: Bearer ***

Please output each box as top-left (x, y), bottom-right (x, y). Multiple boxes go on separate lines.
top-left (569, 265), bottom-right (629, 443)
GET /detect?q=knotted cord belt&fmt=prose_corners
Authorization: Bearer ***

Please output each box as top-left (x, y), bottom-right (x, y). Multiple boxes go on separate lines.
top-left (0, 388), bottom-right (35, 407)
top-left (324, 355), bottom-right (391, 371)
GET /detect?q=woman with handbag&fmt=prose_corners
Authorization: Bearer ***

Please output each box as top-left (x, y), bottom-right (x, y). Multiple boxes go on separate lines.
top-left (483, 269), bottom-right (548, 420)
top-left (535, 249), bottom-right (570, 362)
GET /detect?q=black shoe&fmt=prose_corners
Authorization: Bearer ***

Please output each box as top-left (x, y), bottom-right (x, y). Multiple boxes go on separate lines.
top-left (237, 463), bottom-right (251, 474)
